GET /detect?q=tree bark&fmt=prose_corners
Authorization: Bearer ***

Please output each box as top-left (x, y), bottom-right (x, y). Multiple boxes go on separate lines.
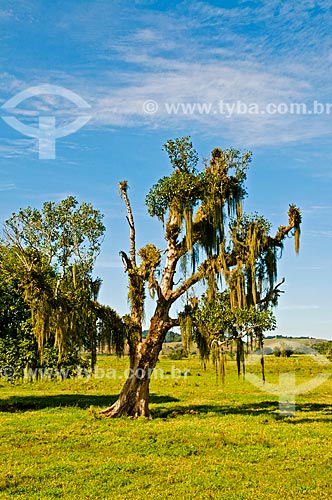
top-left (100, 201), bottom-right (180, 418)
top-left (99, 339), bottom-right (161, 418)
top-left (100, 301), bottom-right (170, 418)
top-left (100, 368), bottom-right (151, 418)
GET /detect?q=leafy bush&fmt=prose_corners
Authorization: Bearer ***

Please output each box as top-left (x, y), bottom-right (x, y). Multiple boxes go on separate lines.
top-left (273, 345), bottom-right (294, 358)
top-left (273, 346), bottom-right (281, 357)
top-left (169, 347), bottom-right (188, 360)
top-left (165, 331), bottom-right (182, 343)
top-left (312, 341), bottom-right (332, 360)
top-left (283, 347), bottom-right (294, 358)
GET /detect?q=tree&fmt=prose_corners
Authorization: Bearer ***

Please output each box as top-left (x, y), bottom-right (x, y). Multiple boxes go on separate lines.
top-left (0, 245), bottom-right (37, 378)
top-left (1, 196), bottom-right (121, 374)
top-left (100, 137), bottom-right (301, 418)
top-left (187, 291), bottom-right (276, 383)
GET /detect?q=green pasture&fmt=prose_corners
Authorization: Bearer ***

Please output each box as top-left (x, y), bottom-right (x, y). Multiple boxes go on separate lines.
top-left (1, 354), bottom-right (332, 499)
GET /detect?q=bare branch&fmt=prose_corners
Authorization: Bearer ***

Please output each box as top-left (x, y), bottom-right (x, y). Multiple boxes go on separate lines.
top-left (171, 263), bottom-right (207, 302)
top-left (257, 277), bottom-right (285, 306)
top-left (119, 250), bottom-right (132, 272)
top-left (119, 181), bottom-right (136, 267)
top-left (166, 317), bottom-right (180, 329)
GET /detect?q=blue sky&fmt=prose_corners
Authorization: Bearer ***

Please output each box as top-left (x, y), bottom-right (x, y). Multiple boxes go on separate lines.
top-left (0, 0), bottom-right (331, 338)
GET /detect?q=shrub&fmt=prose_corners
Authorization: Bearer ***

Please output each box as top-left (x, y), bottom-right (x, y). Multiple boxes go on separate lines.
top-left (169, 347), bottom-right (188, 360)
top-left (273, 345), bottom-right (294, 358)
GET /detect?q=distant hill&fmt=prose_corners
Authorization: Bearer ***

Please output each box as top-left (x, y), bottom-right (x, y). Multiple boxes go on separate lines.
top-left (161, 335), bottom-right (330, 357)
top-left (264, 336), bottom-right (328, 346)
top-left (265, 334), bottom-right (314, 340)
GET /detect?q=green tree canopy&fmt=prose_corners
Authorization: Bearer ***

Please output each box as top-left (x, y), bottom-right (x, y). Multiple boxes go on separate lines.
top-left (100, 137), bottom-right (301, 418)
top-left (0, 196), bottom-right (122, 375)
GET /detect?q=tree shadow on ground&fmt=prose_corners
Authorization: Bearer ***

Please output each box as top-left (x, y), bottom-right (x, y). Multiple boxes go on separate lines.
top-left (1, 394), bottom-right (332, 422)
top-left (152, 400), bottom-right (332, 423)
top-left (0, 393), bottom-right (179, 413)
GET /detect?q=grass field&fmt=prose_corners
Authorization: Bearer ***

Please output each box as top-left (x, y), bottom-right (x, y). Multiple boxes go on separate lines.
top-left (1, 353), bottom-right (332, 499)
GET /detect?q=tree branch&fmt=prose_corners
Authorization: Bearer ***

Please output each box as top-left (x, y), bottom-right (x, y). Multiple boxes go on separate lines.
top-left (119, 250), bottom-right (132, 272)
top-left (171, 260), bottom-right (209, 302)
top-left (119, 181), bottom-right (136, 267)
top-left (166, 317), bottom-right (180, 329)
top-left (146, 273), bottom-right (163, 300)
top-left (257, 277), bottom-right (285, 306)
top-left (160, 213), bottom-right (182, 297)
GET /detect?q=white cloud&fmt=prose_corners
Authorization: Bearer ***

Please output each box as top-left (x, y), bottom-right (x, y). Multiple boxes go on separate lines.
top-left (0, 73), bottom-right (22, 98)
top-left (310, 205), bottom-right (332, 210)
top-left (2, 0), bottom-right (332, 147)
top-left (0, 182), bottom-right (15, 191)
top-left (280, 304), bottom-right (320, 311)
top-left (81, 56), bottom-right (331, 146)
top-left (0, 9), bottom-right (14, 20)
top-left (0, 138), bottom-right (37, 158)
top-left (69, 0), bottom-right (332, 145)
top-left (307, 230), bottom-right (332, 238)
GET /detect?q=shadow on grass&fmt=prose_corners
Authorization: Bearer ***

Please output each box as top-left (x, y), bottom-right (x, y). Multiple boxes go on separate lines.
top-left (1, 394), bottom-right (332, 422)
top-left (0, 393), bottom-right (180, 412)
top-left (152, 401), bottom-right (332, 423)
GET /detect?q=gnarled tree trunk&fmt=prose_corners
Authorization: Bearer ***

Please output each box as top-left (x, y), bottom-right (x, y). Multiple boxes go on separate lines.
top-left (100, 367), bottom-right (152, 418)
top-left (100, 303), bottom-right (170, 418)
top-left (100, 182), bottom-right (179, 418)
